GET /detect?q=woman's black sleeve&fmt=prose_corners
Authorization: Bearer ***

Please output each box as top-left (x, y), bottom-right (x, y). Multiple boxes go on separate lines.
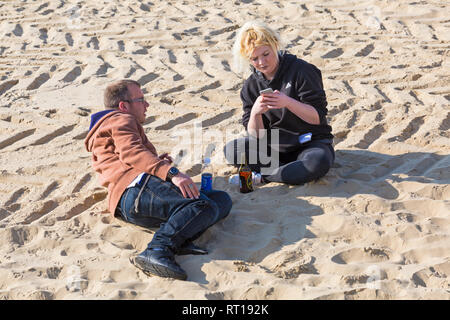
top-left (240, 80), bottom-right (258, 130)
top-left (296, 63), bottom-right (328, 124)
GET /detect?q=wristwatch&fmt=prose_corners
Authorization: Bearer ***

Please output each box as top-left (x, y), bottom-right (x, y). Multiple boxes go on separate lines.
top-left (166, 166), bottom-right (179, 181)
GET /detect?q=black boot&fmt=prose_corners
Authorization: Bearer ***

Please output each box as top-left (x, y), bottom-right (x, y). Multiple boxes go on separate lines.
top-left (132, 247), bottom-right (187, 280)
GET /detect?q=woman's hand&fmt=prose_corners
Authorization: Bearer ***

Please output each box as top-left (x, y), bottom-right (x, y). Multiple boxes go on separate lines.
top-left (250, 95), bottom-right (270, 116)
top-left (261, 90), bottom-right (320, 125)
top-left (260, 90), bottom-right (292, 109)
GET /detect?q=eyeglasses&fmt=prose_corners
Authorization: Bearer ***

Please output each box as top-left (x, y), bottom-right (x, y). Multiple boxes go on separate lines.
top-left (123, 97), bottom-right (146, 103)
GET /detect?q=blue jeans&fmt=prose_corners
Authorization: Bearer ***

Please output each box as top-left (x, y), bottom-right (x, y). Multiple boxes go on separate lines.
top-left (116, 174), bottom-right (232, 251)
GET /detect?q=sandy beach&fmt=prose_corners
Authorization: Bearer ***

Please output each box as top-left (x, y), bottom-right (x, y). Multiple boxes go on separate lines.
top-left (0, 0), bottom-right (449, 299)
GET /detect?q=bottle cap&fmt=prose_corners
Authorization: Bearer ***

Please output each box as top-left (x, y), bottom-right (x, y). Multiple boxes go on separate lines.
top-left (204, 157), bottom-right (211, 164)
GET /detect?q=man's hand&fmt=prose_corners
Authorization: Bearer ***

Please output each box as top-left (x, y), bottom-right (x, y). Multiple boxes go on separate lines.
top-left (171, 172), bottom-right (200, 199)
top-left (159, 153), bottom-right (173, 163)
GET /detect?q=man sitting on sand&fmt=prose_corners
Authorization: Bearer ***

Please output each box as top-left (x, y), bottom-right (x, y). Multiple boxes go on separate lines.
top-left (84, 79), bottom-right (232, 280)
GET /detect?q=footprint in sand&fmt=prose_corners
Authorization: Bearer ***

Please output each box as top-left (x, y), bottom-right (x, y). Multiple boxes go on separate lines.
top-left (201, 109), bottom-right (236, 128)
top-left (56, 191), bottom-right (107, 222)
top-left (412, 261), bottom-right (450, 288)
top-left (62, 66), bottom-right (82, 83)
top-left (22, 200), bottom-right (59, 225)
top-left (354, 124), bottom-right (386, 149)
top-left (31, 124), bottom-right (76, 146)
top-left (12, 24), bottom-right (23, 37)
top-left (331, 247), bottom-right (391, 265)
top-left (1, 225), bottom-right (39, 246)
top-left (322, 48), bottom-right (344, 59)
top-left (155, 113), bottom-right (197, 131)
top-left (0, 128), bottom-right (36, 150)
top-left (355, 43), bottom-right (375, 57)
top-left (27, 73), bottom-right (50, 90)
top-left (387, 116), bottom-right (425, 143)
top-left (0, 79), bottom-right (19, 96)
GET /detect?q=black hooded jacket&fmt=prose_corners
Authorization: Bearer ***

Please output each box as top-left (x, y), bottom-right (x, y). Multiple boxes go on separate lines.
top-left (240, 51), bottom-right (333, 152)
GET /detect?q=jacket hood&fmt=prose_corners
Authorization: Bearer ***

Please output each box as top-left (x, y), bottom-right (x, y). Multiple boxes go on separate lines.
top-left (252, 51), bottom-right (296, 83)
top-left (84, 109), bottom-right (121, 152)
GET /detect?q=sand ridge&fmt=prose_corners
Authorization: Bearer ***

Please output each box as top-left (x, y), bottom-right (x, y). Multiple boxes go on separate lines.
top-left (0, 0), bottom-right (449, 299)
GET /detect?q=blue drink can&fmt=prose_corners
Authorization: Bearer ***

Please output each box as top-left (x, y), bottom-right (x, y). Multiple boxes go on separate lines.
top-left (201, 173), bottom-right (213, 191)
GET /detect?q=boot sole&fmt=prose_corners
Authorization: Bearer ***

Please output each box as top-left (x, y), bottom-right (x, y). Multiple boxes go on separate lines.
top-left (130, 256), bottom-right (187, 281)
top-left (177, 247), bottom-right (208, 256)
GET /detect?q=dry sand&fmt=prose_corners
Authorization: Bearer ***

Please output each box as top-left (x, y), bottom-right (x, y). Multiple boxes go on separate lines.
top-left (0, 0), bottom-right (449, 300)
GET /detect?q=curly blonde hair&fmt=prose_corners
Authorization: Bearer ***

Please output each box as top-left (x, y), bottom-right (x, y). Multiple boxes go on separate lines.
top-left (232, 21), bottom-right (283, 74)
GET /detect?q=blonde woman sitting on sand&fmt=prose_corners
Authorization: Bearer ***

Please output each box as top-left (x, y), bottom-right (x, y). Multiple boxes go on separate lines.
top-left (225, 21), bottom-right (335, 185)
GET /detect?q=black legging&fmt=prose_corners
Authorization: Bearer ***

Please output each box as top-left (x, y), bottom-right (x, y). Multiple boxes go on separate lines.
top-left (224, 136), bottom-right (335, 185)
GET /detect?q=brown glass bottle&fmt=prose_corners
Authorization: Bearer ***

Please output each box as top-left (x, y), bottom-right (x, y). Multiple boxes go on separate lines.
top-left (239, 153), bottom-right (253, 193)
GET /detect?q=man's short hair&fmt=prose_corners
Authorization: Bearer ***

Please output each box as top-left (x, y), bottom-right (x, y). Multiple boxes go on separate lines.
top-left (104, 79), bottom-right (141, 109)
